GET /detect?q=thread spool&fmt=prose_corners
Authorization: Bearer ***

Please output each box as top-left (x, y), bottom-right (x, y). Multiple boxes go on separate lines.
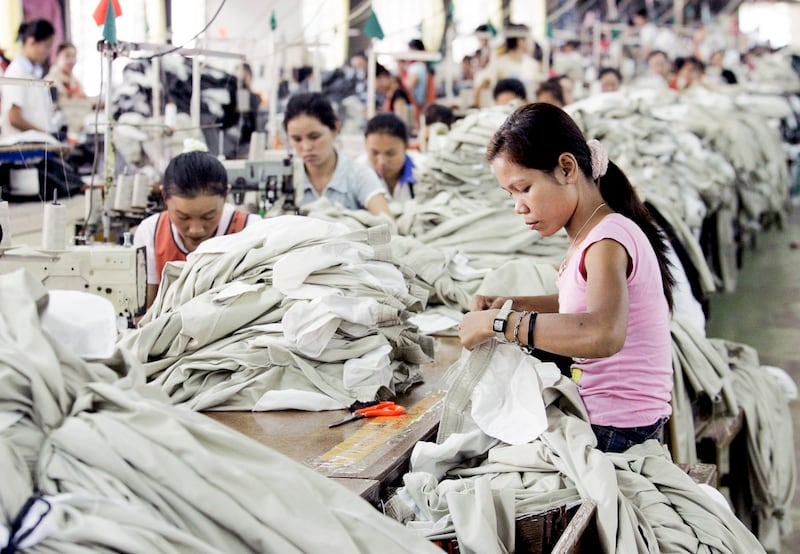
top-left (0, 201), bottom-right (12, 248)
top-left (131, 173), bottom-right (149, 209)
top-left (248, 132), bottom-right (266, 161)
top-left (42, 200), bottom-right (68, 251)
top-left (84, 186), bottom-right (103, 226)
top-left (164, 102), bottom-right (177, 129)
top-left (9, 168), bottom-right (39, 196)
top-left (113, 174), bottom-right (133, 212)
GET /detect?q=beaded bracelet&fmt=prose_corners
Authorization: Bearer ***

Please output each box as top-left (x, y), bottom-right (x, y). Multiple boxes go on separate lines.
top-left (522, 311), bottom-right (539, 355)
top-left (513, 310), bottom-right (530, 346)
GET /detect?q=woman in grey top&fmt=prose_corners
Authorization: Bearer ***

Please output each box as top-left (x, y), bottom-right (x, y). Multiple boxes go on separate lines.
top-left (284, 92), bottom-right (392, 218)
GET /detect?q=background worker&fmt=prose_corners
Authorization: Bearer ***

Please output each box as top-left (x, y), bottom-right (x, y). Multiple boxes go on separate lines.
top-left (284, 92), bottom-right (392, 218)
top-left (363, 113), bottom-right (418, 203)
top-left (1, 19), bottom-right (56, 136)
top-left (493, 77), bottom-right (527, 106)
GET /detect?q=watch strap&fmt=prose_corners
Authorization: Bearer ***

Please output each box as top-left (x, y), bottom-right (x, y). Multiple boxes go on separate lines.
top-left (494, 299), bottom-right (514, 342)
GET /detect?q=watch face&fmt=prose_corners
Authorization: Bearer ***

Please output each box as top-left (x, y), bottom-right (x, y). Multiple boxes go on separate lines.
top-left (493, 319), bottom-right (504, 332)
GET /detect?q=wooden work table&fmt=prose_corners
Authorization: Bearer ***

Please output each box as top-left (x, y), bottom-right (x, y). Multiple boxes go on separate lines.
top-left (206, 335), bottom-right (463, 504)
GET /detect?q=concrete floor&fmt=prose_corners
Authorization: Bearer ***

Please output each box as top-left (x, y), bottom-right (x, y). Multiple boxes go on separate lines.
top-left (705, 205), bottom-right (800, 552)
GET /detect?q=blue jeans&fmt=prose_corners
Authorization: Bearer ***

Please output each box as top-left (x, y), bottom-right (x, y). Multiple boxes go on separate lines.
top-left (591, 417), bottom-right (667, 453)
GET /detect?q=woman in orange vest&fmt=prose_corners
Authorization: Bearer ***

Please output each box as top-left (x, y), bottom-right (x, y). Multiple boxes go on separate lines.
top-left (133, 151), bottom-right (260, 308)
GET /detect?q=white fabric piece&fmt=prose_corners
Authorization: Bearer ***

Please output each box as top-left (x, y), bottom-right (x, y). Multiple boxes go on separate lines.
top-left (408, 310), bottom-right (462, 335)
top-left (213, 282), bottom-right (264, 304)
top-left (0, 497), bottom-right (57, 550)
top-left (42, 290), bottom-right (117, 359)
top-left (342, 344), bottom-right (393, 389)
top-left (697, 484), bottom-right (733, 513)
top-left (763, 365), bottom-right (798, 400)
top-left (664, 239), bottom-right (706, 336)
top-left (410, 424), bottom-right (501, 481)
top-left (0, 493), bottom-right (125, 550)
top-left (536, 362), bottom-right (562, 388)
top-left (253, 389), bottom-right (346, 411)
top-left (448, 253), bottom-right (492, 281)
top-left (470, 343), bottom-right (548, 446)
top-left (283, 296), bottom-right (382, 357)
top-left (0, 411), bottom-right (23, 433)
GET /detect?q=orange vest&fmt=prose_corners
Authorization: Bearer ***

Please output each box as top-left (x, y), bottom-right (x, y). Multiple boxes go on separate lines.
top-left (154, 210), bottom-right (248, 283)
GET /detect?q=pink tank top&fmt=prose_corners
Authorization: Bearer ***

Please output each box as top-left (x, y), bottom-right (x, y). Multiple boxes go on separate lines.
top-left (557, 213), bottom-right (672, 427)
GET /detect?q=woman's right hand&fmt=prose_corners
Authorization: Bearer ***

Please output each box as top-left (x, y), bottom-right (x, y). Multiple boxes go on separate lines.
top-left (469, 295), bottom-right (509, 312)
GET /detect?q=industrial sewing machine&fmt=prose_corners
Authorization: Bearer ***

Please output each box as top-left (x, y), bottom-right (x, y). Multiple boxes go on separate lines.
top-left (0, 243), bottom-right (147, 322)
top-left (223, 149), bottom-right (304, 217)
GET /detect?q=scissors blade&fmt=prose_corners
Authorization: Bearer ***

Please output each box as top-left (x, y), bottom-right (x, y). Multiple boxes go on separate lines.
top-left (328, 413), bottom-right (364, 428)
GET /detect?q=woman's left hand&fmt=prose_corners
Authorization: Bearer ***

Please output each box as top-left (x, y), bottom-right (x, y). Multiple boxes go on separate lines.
top-left (458, 309), bottom-right (498, 350)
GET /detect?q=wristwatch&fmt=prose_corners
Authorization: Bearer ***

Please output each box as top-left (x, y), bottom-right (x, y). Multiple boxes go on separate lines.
top-left (493, 299), bottom-right (514, 343)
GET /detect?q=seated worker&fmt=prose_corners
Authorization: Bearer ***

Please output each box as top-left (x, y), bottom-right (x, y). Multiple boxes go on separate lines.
top-left (45, 41), bottom-right (86, 100)
top-left (363, 113), bottom-right (419, 203)
top-left (493, 77), bottom-right (527, 105)
top-left (421, 103), bottom-right (456, 150)
top-left (598, 67), bottom-right (623, 92)
top-left (375, 62), bottom-right (411, 122)
top-left (284, 92), bottom-right (392, 218)
top-left (1, 19), bottom-right (56, 136)
top-left (133, 151), bottom-right (261, 308)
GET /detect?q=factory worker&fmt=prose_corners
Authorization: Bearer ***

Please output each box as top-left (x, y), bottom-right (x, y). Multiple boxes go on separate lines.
top-left (1, 19), bottom-right (56, 136)
top-left (284, 92), bottom-right (392, 218)
top-left (363, 113), bottom-right (419, 203)
top-left (459, 103), bottom-right (675, 453)
top-left (133, 151), bottom-right (261, 308)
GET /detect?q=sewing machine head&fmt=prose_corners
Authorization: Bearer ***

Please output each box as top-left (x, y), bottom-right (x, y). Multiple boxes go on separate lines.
top-left (222, 149), bottom-right (303, 216)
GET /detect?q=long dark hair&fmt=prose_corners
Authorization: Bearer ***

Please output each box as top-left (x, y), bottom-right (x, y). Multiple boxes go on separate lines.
top-left (486, 102), bottom-right (674, 309)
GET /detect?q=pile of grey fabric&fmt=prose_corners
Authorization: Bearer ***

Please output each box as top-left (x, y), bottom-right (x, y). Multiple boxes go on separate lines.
top-left (661, 316), bottom-right (795, 551)
top-left (0, 269), bottom-right (443, 553)
top-left (566, 84), bottom-right (792, 292)
top-left (119, 215), bottom-right (434, 411)
top-left (303, 192), bottom-right (568, 313)
top-left (385, 340), bottom-right (767, 554)
top-left (414, 104), bottom-right (515, 202)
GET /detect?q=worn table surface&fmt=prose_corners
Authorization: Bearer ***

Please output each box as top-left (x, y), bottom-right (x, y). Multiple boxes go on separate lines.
top-left (205, 335), bottom-right (463, 498)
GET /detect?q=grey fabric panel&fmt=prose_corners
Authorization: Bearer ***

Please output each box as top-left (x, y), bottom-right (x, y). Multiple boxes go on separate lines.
top-left (710, 338), bottom-right (797, 552)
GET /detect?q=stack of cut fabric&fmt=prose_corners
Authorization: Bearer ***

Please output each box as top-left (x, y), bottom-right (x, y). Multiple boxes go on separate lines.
top-left (118, 216), bottom-right (433, 411)
top-left (668, 317), bottom-right (796, 550)
top-left (566, 84), bottom-right (791, 292)
top-left (414, 104), bottom-right (514, 202)
top-left (0, 269), bottom-right (443, 553)
top-left (303, 193), bottom-right (568, 312)
top-left (385, 341), bottom-right (767, 553)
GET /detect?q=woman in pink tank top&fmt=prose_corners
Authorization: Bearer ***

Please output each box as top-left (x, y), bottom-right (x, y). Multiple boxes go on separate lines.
top-left (458, 103), bottom-right (675, 453)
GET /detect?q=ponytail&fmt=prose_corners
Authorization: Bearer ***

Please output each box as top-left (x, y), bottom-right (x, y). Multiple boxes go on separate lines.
top-left (598, 161), bottom-right (675, 310)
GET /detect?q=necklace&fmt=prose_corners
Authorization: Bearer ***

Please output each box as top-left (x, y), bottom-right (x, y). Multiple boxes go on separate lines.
top-left (559, 202), bottom-right (607, 275)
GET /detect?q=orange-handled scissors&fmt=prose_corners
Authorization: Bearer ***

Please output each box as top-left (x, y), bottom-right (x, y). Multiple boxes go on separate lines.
top-left (328, 401), bottom-right (405, 428)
